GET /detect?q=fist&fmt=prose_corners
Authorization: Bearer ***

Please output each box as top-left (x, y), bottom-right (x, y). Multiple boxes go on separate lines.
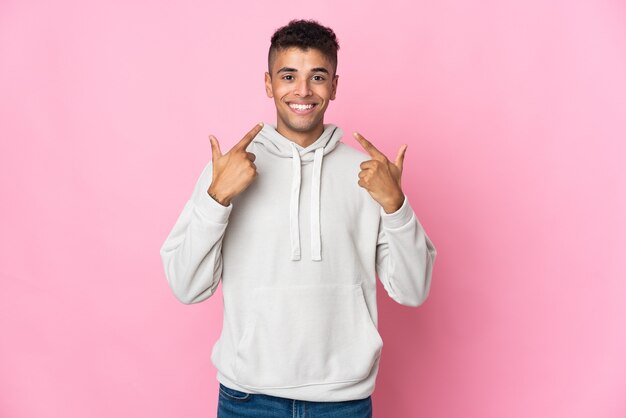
top-left (207, 123), bottom-right (263, 206)
top-left (353, 132), bottom-right (406, 213)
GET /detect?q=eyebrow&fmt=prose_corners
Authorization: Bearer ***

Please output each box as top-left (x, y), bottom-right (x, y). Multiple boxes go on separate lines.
top-left (276, 67), bottom-right (330, 74)
top-left (277, 67), bottom-right (297, 74)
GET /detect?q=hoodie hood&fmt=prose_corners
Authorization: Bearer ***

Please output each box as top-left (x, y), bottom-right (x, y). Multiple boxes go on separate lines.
top-left (253, 123), bottom-right (343, 261)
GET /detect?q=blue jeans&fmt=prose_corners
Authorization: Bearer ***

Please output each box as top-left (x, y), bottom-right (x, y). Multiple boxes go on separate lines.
top-left (217, 383), bottom-right (373, 418)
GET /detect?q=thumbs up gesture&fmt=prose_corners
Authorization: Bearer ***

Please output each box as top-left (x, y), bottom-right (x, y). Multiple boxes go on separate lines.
top-left (207, 123), bottom-right (264, 206)
top-left (353, 132), bottom-right (406, 214)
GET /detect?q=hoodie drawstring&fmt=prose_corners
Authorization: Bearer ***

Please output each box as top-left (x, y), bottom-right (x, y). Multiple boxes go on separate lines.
top-left (289, 143), bottom-right (324, 261)
top-left (289, 144), bottom-right (302, 260)
top-left (310, 148), bottom-right (324, 261)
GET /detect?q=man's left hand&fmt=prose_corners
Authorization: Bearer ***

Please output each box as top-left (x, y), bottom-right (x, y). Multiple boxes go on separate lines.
top-left (353, 132), bottom-right (406, 214)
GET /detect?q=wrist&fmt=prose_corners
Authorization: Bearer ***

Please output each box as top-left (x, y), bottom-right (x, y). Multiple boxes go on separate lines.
top-left (382, 193), bottom-right (404, 214)
top-left (207, 184), bottom-right (232, 206)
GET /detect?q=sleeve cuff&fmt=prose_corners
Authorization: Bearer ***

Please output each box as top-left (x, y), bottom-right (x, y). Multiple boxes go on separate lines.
top-left (192, 189), bottom-right (233, 224)
top-left (380, 194), bottom-right (414, 229)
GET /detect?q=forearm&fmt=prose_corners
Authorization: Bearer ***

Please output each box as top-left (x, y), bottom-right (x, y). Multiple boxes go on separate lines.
top-left (376, 195), bottom-right (437, 307)
top-left (160, 162), bottom-right (232, 304)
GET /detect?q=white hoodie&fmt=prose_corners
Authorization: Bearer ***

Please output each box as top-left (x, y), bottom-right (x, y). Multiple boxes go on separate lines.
top-left (160, 123), bottom-right (437, 402)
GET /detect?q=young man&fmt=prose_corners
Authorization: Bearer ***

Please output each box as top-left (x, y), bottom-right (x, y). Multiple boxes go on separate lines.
top-left (160, 20), bottom-right (437, 417)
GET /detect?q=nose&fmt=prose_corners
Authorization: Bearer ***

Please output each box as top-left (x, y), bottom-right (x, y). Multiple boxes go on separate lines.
top-left (294, 78), bottom-right (312, 97)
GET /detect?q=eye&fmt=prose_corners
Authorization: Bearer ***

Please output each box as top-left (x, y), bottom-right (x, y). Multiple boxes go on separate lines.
top-left (282, 74), bottom-right (294, 81)
top-left (312, 75), bottom-right (325, 81)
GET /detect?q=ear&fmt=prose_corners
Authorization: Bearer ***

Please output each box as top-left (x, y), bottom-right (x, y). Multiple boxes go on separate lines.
top-left (330, 74), bottom-right (339, 101)
top-left (264, 72), bottom-right (274, 98)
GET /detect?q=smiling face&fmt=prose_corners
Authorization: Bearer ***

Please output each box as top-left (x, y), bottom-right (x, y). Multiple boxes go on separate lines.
top-left (265, 47), bottom-right (338, 146)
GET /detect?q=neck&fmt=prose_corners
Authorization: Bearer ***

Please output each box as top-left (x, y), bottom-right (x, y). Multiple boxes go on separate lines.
top-left (276, 121), bottom-right (325, 148)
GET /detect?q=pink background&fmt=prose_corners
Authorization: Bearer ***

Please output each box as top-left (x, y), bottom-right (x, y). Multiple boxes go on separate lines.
top-left (1, 0), bottom-right (625, 417)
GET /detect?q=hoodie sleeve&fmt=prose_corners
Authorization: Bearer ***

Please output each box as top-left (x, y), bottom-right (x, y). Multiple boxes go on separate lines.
top-left (159, 161), bottom-right (232, 304)
top-left (375, 194), bottom-right (437, 307)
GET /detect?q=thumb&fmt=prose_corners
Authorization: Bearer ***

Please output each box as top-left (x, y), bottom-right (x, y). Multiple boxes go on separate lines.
top-left (209, 135), bottom-right (222, 161)
top-left (394, 144), bottom-right (407, 172)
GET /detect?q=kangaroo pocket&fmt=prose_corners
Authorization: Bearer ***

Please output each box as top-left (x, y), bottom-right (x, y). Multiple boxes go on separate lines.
top-left (233, 283), bottom-right (383, 389)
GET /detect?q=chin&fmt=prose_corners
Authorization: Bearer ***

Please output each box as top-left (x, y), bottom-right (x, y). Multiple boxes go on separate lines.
top-left (286, 119), bottom-right (323, 133)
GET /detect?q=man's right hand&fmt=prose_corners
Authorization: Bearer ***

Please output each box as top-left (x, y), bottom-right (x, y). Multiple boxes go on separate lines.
top-left (207, 123), bottom-right (264, 206)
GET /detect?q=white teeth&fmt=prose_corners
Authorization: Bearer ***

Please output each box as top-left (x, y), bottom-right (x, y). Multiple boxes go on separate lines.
top-left (289, 103), bottom-right (314, 110)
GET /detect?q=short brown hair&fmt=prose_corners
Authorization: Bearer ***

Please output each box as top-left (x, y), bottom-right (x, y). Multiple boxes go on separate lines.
top-left (268, 19), bottom-right (340, 75)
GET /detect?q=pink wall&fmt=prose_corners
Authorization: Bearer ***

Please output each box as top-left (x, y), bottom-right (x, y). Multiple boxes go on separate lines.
top-left (1, 0), bottom-right (625, 417)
